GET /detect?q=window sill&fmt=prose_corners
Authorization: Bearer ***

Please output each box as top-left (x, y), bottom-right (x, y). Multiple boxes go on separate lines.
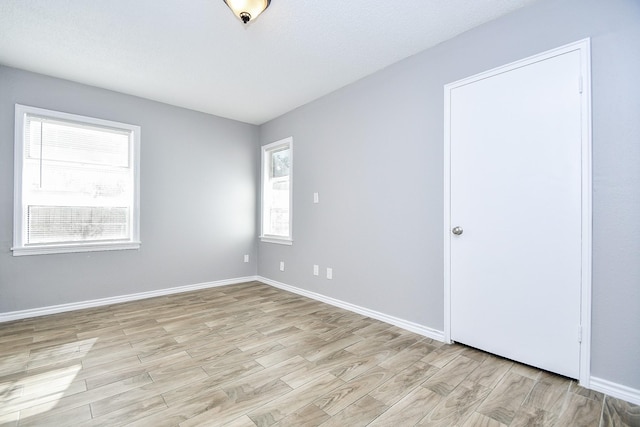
top-left (260, 236), bottom-right (293, 246)
top-left (12, 241), bottom-right (141, 256)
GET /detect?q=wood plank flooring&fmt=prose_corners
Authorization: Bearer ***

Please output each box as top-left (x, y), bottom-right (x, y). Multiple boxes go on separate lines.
top-left (0, 281), bottom-right (638, 426)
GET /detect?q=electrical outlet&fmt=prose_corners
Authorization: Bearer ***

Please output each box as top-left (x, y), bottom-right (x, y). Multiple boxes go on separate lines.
top-left (280, 261), bottom-right (285, 271)
top-left (313, 265), bottom-right (319, 276)
top-left (244, 254), bottom-right (249, 263)
top-left (326, 267), bottom-right (333, 280)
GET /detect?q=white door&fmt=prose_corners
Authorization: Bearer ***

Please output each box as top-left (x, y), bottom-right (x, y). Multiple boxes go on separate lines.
top-left (445, 42), bottom-right (591, 379)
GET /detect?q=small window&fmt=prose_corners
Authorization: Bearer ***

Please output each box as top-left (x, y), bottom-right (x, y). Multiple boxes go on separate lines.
top-left (13, 104), bottom-right (141, 256)
top-left (261, 137), bottom-right (292, 244)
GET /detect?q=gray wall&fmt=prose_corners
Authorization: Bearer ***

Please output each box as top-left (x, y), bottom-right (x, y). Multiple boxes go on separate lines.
top-left (258, 0), bottom-right (640, 390)
top-left (0, 66), bottom-right (259, 312)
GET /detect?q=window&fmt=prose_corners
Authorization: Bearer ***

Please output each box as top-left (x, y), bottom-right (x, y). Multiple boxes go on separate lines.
top-left (13, 104), bottom-right (140, 256)
top-left (261, 137), bottom-right (292, 244)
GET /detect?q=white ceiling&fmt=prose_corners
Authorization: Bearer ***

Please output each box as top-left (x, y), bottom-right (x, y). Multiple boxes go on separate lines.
top-left (0, 0), bottom-right (538, 125)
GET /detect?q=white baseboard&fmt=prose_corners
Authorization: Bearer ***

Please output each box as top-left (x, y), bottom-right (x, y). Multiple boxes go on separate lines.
top-left (257, 276), bottom-right (444, 342)
top-left (0, 276), bottom-right (259, 323)
top-left (590, 376), bottom-right (640, 406)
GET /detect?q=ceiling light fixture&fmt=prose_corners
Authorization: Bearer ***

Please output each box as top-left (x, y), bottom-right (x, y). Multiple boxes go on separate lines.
top-left (223, 0), bottom-right (271, 24)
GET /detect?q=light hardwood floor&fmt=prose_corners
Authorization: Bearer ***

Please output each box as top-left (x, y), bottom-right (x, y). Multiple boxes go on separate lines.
top-left (1, 281), bottom-right (638, 427)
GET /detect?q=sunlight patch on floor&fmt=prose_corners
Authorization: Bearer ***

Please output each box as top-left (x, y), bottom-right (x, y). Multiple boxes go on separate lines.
top-left (0, 337), bottom-right (96, 422)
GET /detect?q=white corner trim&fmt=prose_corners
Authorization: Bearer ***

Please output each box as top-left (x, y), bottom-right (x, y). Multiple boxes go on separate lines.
top-left (0, 276), bottom-right (259, 323)
top-left (257, 276), bottom-right (444, 342)
top-left (590, 377), bottom-right (640, 406)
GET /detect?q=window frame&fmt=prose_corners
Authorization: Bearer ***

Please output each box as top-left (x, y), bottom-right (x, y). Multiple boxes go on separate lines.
top-left (260, 137), bottom-right (293, 245)
top-left (12, 104), bottom-right (141, 256)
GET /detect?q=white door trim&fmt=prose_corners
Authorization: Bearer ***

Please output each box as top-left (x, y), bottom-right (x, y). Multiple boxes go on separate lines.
top-left (443, 39), bottom-right (592, 386)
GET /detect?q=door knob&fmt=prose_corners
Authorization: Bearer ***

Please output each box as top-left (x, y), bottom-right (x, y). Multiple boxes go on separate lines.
top-left (452, 226), bottom-right (463, 235)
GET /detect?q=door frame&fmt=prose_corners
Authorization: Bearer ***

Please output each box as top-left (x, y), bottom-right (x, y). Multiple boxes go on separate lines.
top-left (443, 39), bottom-right (592, 386)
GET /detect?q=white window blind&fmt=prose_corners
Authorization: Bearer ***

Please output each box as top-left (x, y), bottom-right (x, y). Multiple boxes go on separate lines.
top-left (13, 105), bottom-right (141, 256)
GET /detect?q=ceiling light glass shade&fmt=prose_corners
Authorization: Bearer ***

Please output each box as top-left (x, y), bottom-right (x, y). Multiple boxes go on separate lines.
top-left (223, 0), bottom-right (271, 24)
